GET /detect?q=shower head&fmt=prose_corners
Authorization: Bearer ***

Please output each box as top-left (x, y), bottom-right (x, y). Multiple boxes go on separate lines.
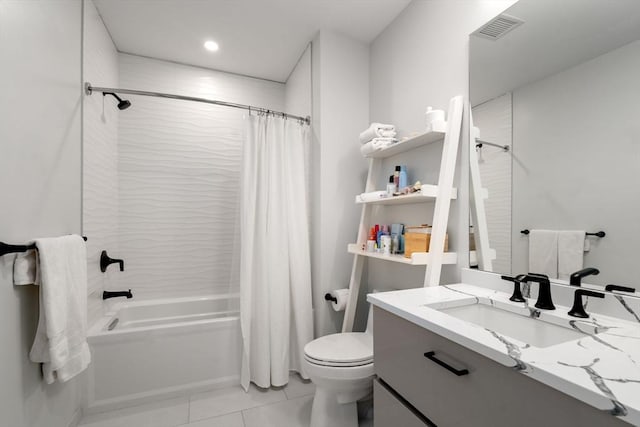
top-left (117, 99), bottom-right (131, 110)
top-left (104, 92), bottom-right (131, 110)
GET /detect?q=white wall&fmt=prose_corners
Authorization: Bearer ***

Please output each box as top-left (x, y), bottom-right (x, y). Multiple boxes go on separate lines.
top-left (285, 45), bottom-right (312, 119)
top-left (512, 40), bottom-right (640, 285)
top-left (0, 1), bottom-right (83, 426)
top-left (83, 0), bottom-right (120, 326)
top-left (285, 45), bottom-right (312, 200)
top-left (472, 93), bottom-right (512, 274)
top-left (367, 0), bottom-right (517, 294)
top-left (116, 54), bottom-right (285, 300)
top-left (311, 31), bottom-right (370, 336)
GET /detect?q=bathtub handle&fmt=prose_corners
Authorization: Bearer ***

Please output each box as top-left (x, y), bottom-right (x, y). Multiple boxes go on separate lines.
top-left (103, 289), bottom-right (133, 300)
top-left (101, 250), bottom-right (125, 273)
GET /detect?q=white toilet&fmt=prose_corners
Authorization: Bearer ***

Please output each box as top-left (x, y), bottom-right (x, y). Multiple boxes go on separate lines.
top-left (303, 308), bottom-right (374, 427)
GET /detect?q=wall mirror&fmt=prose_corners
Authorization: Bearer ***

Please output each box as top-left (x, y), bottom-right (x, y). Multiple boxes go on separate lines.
top-left (469, 0), bottom-right (640, 289)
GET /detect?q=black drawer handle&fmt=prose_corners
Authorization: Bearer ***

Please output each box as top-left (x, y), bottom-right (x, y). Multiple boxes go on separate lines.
top-left (424, 351), bottom-right (469, 376)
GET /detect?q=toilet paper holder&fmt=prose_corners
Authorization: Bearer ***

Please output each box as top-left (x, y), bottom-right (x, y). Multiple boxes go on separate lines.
top-left (324, 293), bottom-right (338, 304)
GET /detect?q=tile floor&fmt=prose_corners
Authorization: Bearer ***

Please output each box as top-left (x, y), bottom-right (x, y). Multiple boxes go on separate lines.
top-left (78, 373), bottom-right (374, 427)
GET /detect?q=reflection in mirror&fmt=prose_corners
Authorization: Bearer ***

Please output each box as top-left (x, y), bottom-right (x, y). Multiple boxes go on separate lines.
top-left (469, 0), bottom-right (640, 289)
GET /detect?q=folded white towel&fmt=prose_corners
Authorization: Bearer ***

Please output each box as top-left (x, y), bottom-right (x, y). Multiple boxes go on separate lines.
top-left (360, 138), bottom-right (398, 156)
top-left (359, 123), bottom-right (396, 143)
top-left (355, 191), bottom-right (388, 203)
top-left (29, 235), bottom-right (91, 384)
top-left (558, 231), bottom-right (585, 280)
top-left (13, 249), bottom-right (38, 285)
top-left (529, 230), bottom-right (558, 279)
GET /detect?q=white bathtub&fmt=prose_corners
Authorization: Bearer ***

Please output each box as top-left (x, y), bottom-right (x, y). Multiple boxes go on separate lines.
top-left (86, 294), bottom-right (241, 412)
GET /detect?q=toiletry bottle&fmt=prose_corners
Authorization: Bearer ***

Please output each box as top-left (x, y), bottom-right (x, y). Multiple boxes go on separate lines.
top-left (391, 223), bottom-right (404, 254)
top-left (386, 175), bottom-right (396, 196)
top-left (399, 165), bottom-right (408, 190)
top-left (367, 227), bottom-right (376, 252)
top-left (381, 235), bottom-right (392, 255)
top-left (394, 166), bottom-right (400, 188)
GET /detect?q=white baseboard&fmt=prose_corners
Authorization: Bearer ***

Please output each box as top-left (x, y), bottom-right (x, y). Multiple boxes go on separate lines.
top-left (84, 375), bottom-right (239, 415)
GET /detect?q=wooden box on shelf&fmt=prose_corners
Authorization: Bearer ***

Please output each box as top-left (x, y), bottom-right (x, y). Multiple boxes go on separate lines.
top-left (404, 226), bottom-right (449, 258)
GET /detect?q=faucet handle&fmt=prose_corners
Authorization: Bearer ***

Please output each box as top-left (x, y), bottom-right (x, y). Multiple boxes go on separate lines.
top-left (570, 267), bottom-right (600, 286)
top-left (501, 275), bottom-right (526, 303)
top-left (568, 289), bottom-right (604, 318)
top-left (605, 284), bottom-right (635, 293)
top-left (522, 273), bottom-right (555, 310)
top-left (100, 250), bottom-right (125, 273)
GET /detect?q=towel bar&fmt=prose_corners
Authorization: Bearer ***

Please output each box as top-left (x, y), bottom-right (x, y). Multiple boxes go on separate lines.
top-left (0, 236), bottom-right (88, 257)
top-left (520, 229), bottom-right (605, 238)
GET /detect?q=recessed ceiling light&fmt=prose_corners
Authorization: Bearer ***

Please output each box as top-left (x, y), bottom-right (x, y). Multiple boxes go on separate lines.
top-left (204, 40), bottom-right (219, 52)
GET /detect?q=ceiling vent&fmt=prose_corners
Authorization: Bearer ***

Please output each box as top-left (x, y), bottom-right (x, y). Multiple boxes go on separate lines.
top-left (473, 14), bottom-right (524, 40)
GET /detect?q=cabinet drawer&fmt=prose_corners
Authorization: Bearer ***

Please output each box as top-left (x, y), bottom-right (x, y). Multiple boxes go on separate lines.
top-left (374, 379), bottom-right (431, 427)
top-left (373, 306), bottom-right (628, 427)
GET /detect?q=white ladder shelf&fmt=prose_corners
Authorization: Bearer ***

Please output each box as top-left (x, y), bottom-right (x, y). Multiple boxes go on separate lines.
top-left (469, 117), bottom-right (496, 272)
top-left (341, 95), bottom-right (464, 333)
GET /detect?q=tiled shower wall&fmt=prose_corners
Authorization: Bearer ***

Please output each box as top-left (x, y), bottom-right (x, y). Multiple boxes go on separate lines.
top-left (83, 0), bottom-right (120, 325)
top-left (116, 54), bottom-right (286, 299)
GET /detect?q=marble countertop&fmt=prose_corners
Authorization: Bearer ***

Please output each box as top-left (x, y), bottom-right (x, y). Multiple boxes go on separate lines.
top-left (367, 284), bottom-right (640, 425)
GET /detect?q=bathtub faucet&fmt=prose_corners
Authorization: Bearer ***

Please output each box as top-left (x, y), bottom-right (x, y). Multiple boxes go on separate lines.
top-left (103, 289), bottom-right (133, 300)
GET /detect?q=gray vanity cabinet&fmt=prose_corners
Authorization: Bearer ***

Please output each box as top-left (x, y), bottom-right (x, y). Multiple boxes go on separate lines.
top-left (373, 306), bottom-right (629, 427)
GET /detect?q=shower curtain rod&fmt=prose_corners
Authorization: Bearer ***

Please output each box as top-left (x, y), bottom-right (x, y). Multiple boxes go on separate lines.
top-left (84, 83), bottom-right (311, 125)
top-left (475, 140), bottom-right (509, 152)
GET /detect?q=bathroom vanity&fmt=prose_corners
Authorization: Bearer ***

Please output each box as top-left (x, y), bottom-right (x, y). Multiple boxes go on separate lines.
top-left (368, 283), bottom-right (640, 426)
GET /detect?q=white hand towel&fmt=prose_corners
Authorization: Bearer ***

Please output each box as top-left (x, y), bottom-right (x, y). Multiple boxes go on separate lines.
top-left (29, 235), bottom-right (91, 384)
top-left (359, 123), bottom-right (396, 143)
top-left (355, 191), bottom-right (388, 203)
top-left (558, 231), bottom-right (586, 280)
top-left (360, 137), bottom-right (397, 156)
top-left (13, 249), bottom-right (38, 285)
top-left (528, 230), bottom-right (558, 279)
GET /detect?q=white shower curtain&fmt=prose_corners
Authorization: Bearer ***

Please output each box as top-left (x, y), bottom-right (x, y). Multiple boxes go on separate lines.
top-left (240, 113), bottom-right (313, 391)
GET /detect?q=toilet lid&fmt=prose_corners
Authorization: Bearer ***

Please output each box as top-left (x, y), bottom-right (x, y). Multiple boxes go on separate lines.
top-left (304, 333), bottom-right (373, 367)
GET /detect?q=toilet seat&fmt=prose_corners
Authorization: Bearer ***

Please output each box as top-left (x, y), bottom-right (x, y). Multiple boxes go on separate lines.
top-left (304, 332), bottom-right (373, 367)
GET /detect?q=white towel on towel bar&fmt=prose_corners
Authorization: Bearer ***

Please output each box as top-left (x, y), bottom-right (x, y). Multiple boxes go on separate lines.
top-left (359, 123), bottom-right (396, 143)
top-left (13, 249), bottom-right (38, 285)
top-left (558, 231), bottom-right (586, 280)
top-left (29, 235), bottom-right (91, 384)
top-left (528, 230), bottom-right (559, 279)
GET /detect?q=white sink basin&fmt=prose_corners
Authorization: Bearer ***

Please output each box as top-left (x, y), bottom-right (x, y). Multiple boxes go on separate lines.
top-left (432, 300), bottom-right (594, 348)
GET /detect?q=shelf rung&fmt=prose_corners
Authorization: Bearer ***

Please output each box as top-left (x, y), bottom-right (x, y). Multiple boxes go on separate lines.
top-left (355, 185), bottom-right (457, 205)
top-left (347, 244), bottom-right (458, 266)
top-left (365, 121), bottom-right (447, 159)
